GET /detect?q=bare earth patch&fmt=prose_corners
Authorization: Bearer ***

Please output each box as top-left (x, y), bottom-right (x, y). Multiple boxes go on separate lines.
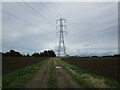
top-left (54, 58), bottom-right (81, 88)
top-left (25, 59), bottom-right (52, 88)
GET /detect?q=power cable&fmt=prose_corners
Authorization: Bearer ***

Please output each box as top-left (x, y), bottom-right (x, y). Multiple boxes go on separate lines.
top-left (40, 1), bottom-right (58, 19)
top-left (23, 2), bottom-right (51, 24)
top-left (1, 9), bottom-right (49, 32)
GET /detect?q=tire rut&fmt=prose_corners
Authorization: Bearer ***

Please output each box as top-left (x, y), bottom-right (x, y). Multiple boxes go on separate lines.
top-left (54, 58), bottom-right (81, 88)
top-left (25, 59), bottom-right (51, 88)
top-left (24, 58), bottom-right (81, 88)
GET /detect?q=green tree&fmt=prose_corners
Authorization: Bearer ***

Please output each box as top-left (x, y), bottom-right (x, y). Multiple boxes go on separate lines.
top-left (32, 52), bottom-right (40, 57)
top-left (27, 54), bottom-right (30, 57)
top-left (2, 50), bottom-right (22, 57)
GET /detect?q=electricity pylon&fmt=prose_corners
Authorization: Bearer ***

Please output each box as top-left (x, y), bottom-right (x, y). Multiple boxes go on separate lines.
top-left (56, 18), bottom-right (67, 57)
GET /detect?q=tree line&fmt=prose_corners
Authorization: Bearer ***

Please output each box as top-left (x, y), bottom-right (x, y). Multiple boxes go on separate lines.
top-left (1, 50), bottom-right (56, 57)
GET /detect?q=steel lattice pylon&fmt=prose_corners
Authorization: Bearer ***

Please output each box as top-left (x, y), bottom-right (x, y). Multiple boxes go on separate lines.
top-left (56, 18), bottom-right (67, 57)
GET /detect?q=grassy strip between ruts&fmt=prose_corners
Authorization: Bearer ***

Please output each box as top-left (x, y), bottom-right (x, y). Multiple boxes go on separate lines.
top-left (47, 59), bottom-right (59, 88)
top-left (58, 58), bottom-right (120, 88)
top-left (2, 58), bottom-right (49, 88)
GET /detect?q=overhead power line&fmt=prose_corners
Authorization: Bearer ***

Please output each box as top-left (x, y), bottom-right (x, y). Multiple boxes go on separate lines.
top-left (17, 2), bottom-right (56, 28)
top-left (40, 2), bottom-right (58, 19)
top-left (23, 2), bottom-right (52, 24)
top-left (18, 1), bottom-right (60, 27)
top-left (1, 9), bottom-right (49, 32)
top-left (50, 2), bottom-right (62, 18)
top-left (17, 2), bottom-right (44, 23)
top-left (2, 9), bottom-right (30, 24)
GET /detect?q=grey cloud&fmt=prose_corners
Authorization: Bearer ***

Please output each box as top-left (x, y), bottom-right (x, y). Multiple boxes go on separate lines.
top-left (2, 2), bottom-right (118, 56)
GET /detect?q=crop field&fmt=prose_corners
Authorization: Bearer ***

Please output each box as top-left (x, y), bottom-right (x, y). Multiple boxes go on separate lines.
top-left (2, 57), bottom-right (48, 75)
top-left (2, 57), bottom-right (120, 88)
top-left (62, 57), bottom-right (120, 83)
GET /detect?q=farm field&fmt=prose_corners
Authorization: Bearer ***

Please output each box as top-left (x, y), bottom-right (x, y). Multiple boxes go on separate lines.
top-left (2, 57), bottom-right (48, 75)
top-left (62, 57), bottom-right (120, 83)
top-left (2, 57), bottom-right (120, 88)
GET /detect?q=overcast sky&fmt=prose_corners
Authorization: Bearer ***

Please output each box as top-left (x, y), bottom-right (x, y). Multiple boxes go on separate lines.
top-left (2, 2), bottom-right (118, 56)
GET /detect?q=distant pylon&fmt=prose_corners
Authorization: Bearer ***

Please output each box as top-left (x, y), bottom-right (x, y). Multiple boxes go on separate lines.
top-left (56, 18), bottom-right (67, 57)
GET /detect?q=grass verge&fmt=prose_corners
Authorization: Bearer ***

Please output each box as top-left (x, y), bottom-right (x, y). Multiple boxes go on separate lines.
top-left (47, 60), bottom-right (58, 88)
top-left (58, 58), bottom-right (120, 88)
top-left (2, 59), bottom-right (49, 88)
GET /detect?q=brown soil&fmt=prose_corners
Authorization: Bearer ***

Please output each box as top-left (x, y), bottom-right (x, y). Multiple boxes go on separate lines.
top-left (63, 57), bottom-right (119, 82)
top-left (2, 57), bottom-right (48, 75)
top-left (25, 58), bottom-right (52, 88)
top-left (54, 58), bottom-right (80, 88)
